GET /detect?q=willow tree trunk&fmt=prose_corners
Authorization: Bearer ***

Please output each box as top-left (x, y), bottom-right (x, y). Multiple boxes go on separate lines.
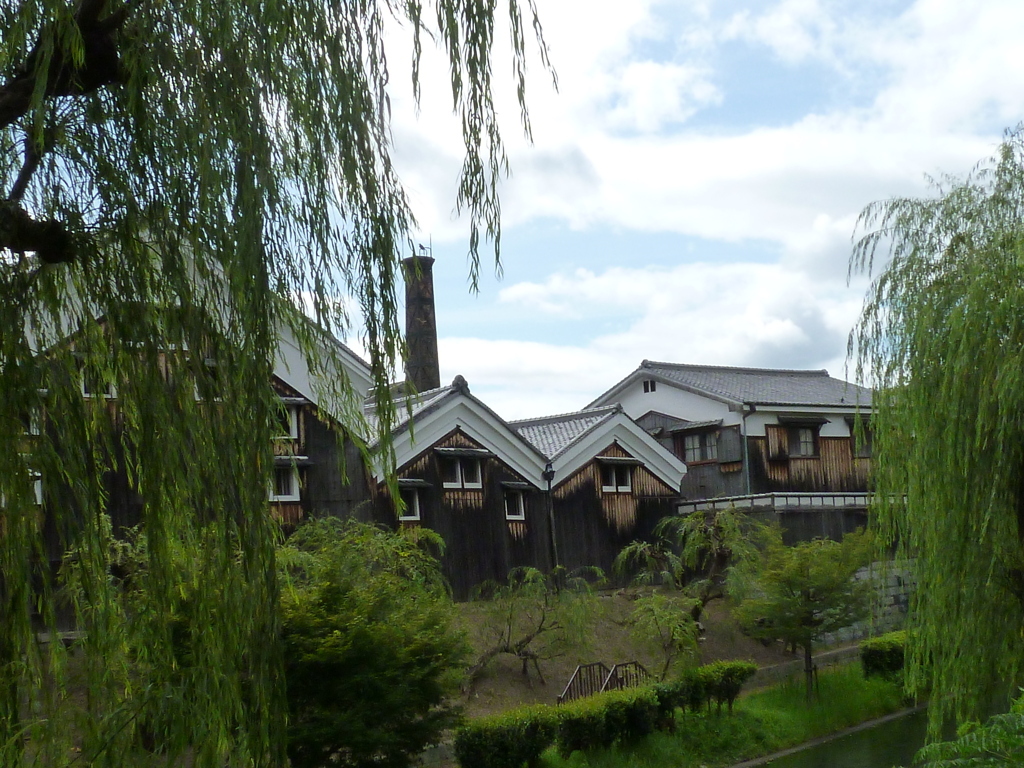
top-left (0, 575), bottom-right (23, 767)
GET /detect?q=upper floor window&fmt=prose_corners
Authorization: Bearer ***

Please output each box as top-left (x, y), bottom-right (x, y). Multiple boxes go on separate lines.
top-left (80, 367), bottom-right (115, 399)
top-left (441, 456), bottom-right (482, 489)
top-left (275, 403), bottom-right (299, 439)
top-left (504, 489), bottom-right (526, 520)
top-left (269, 465), bottom-right (300, 502)
top-left (600, 464), bottom-right (632, 494)
top-left (642, 379), bottom-right (657, 393)
top-left (789, 426), bottom-right (819, 457)
top-left (20, 408), bottom-right (40, 436)
top-left (682, 431), bottom-right (718, 463)
top-left (398, 487), bottom-right (422, 521)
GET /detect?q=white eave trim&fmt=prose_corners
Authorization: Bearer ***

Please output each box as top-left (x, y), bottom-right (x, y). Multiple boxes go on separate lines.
top-left (551, 413), bottom-right (686, 491)
top-left (372, 394), bottom-right (548, 487)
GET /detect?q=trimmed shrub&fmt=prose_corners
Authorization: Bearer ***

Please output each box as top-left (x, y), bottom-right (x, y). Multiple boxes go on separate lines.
top-left (453, 705), bottom-right (560, 768)
top-left (556, 696), bottom-right (611, 757)
top-left (707, 660), bottom-right (758, 714)
top-left (675, 661), bottom-right (758, 715)
top-left (604, 687), bottom-right (660, 744)
top-left (860, 630), bottom-right (906, 679)
top-left (556, 687), bottom-right (661, 757)
top-left (651, 678), bottom-right (694, 730)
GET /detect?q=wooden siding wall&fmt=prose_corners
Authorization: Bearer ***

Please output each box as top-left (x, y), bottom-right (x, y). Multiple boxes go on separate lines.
top-left (749, 433), bottom-right (870, 493)
top-left (553, 443), bottom-right (677, 582)
top-left (301, 407), bottom-right (372, 520)
top-left (373, 429), bottom-right (551, 600)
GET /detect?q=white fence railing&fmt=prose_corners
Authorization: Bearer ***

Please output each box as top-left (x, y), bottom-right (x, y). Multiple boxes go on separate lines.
top-left (677, 492), bottom-right (871, 515)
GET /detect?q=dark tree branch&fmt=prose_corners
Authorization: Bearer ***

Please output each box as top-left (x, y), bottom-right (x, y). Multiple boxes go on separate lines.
top-left (8, 131), bottom-right (51, 202)
top-left (0, 0), bottom-right (133, 131)
top-left (0, 202), bottom-right (73, 263)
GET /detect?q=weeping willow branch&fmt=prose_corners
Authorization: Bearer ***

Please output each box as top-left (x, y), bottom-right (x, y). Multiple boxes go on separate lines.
top-left (0, 1), bottom-right (552, 766)
top-left (849, 127), bottom-right (1024, 730)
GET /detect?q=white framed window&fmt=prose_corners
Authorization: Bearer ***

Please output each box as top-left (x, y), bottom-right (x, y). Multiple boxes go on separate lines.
top-left (398, 487), bottom-right (421, 521)
top-left (275, 404), bottom-right (299, 439)
top-left (194, 359), bottom-right (223, 401)
top-left (504, 489), bottom-right (526, 520)
top-left (269, 465), bottom-right (300, 502)
top-left (600, 464), bottom-right (632, 493)
top-left (643, 379), bottom-right (657, 393)
top-left (80, 369), bottom-right (115, 399)
top-left (682, 431), bottom-right (718, 463)
top-left (21, 408), bottom-right (40, 436)
top-left (441, 457), bottom-right (483, 489)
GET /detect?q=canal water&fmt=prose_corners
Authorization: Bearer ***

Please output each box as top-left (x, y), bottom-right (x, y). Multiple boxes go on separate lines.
top-left (759, 710), bottom-right (928, 768)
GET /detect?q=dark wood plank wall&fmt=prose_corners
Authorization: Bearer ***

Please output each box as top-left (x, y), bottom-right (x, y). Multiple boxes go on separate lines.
top-left (750, 429), bottom-right (870, 493)
top-left (301, 406), bottom-right (373, 520)
top-left (552, 443), bottom-right (678, 582)
top-left (374, 429), bottom-right (552, 600)
top-left (676, 428), bottom-right (871, 501)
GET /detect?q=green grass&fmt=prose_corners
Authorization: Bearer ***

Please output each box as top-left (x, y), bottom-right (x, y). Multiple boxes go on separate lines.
top-left (539, 664), bottom-right (909, 768)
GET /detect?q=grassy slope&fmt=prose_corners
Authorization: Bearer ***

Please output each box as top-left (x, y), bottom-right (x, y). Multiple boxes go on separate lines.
top-left (458, 594), bottom-right (807, 719)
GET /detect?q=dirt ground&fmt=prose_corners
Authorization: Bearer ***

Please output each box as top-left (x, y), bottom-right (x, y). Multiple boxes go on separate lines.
top-left (457, 593), bottom-right (799, 719)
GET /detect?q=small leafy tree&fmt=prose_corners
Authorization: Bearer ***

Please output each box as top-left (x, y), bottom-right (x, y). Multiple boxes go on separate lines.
top-left (614, 507), bottom-right (765, 622)
top-left (628, 593), bottom-right (699, 681)
top-left (729, 528), bottom-right (872, 701)
top-left (278, 518), bottom-right (468, 768)
top-left (467, 567), bottom-right (601, 688)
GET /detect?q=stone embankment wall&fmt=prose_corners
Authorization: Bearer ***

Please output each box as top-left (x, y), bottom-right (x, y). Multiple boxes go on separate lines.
top-left (821, 559), bottom-right (915, 646)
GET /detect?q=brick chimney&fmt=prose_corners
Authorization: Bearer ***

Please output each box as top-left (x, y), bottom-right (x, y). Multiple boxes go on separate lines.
top-left (403, 254), bottom-right (440, 393)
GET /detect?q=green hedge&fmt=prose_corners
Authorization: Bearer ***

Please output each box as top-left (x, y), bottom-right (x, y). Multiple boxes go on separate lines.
top-left (453, 705), bottom-right (560, 768)
top-left (860, 631), bottom-right (906, 678)
top-left (556, 687), bottom-right (659, 757)
top-left (453, 661), bottom-right (762, 767)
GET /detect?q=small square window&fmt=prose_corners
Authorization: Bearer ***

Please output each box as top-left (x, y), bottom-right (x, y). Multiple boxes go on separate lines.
top-left (398, 487), bottom-right (421, 521)
top-left (643, 379), bottom-right (657, 393)
top-left (21, 409), bottom-right (40, 436)
top-left (462, 459), bottom-right (482, 488)
top-left (81, 368), bottom-right (115, 399)
top-left (853, 425), bottom-right (872, 458)
top-left (600, 464), bottom-right (631, 493)
top-left (441, 457), bottom-right (483, 489)
top-left (504, 490), bottom-right (526, 520)
top-left (269, 465), bottom-right (300, 502)
top-left (788, 426), bottom-right (819, 458)
top-left (274, 404), bottom-right (299, 439)
top-left (682, 431), bottom-right (718, 463)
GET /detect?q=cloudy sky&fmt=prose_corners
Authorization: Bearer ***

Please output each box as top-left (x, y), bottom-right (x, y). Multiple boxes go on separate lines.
top-left (360, 0), bottom-right (1022, 420)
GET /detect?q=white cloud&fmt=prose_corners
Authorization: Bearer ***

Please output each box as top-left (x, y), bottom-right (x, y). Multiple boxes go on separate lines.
top-left (606, 61), bottom-right (722, 133)
top-left (368, 0), bottom-right (1023, 419)
top-left (440, 261), bottom-right (866, 419)
top-left (723, 0), bottom-right (838, 66)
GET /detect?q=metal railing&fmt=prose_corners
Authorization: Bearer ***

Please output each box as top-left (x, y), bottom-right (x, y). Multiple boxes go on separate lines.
top-left (558, 661), bottom-right (611, 704)
top-left (601, 661), bottom-right (650, 693)
top-left (558, 660), bottom-right (651, 704)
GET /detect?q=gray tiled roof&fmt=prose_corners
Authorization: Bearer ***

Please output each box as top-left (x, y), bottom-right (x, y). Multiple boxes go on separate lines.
top-left (510, 406), bottom-right (618, 459)
top-left (363, 382), bottom-right (456, 434)
top-left (641, 361), bottom-right (872, 407)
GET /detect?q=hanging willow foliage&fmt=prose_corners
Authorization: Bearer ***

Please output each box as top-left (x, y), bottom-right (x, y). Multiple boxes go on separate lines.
top-left (850, 129), bottom-right (1024, 729)
top-left (0, 1), bottom-right (550, 765)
